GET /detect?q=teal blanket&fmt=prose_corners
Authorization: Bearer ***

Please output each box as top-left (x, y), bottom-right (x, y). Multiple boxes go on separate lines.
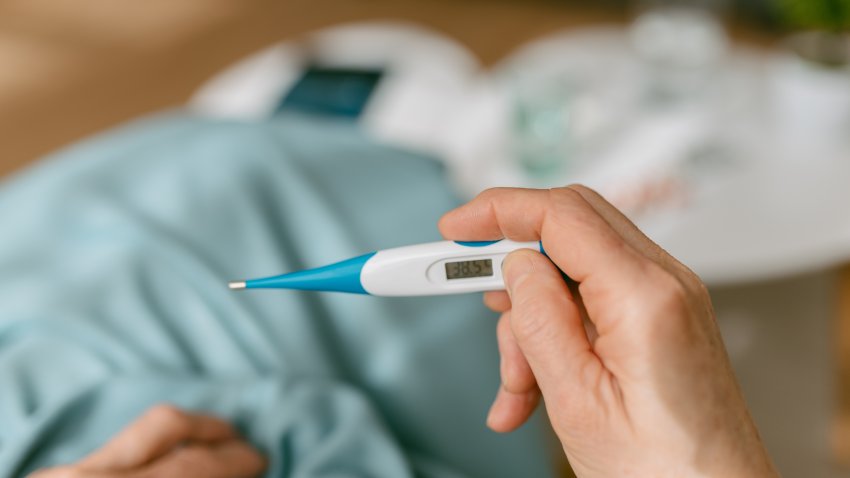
top-left (0, 114), bottom-right (553, 477)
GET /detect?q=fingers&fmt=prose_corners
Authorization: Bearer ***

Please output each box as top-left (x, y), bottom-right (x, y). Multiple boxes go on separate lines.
top-left (489, 311), bottom-right (541, 433)
top-left (483, 291), bottom-right (511, 313)
top-left (497, 312), bottom-right (535, 394)
top-left (567, 185), bottom-right (657, 253)
top-left (567, 185), bottom-right (690, 276)
top-left (439, 187), bottom-right (646, 285)
top-left (486, 385), bottom-right (540, 433)
top-left (143, 440), bottom-right (266, 478)
top-left (439, 187), bottom-right (550, 241)
top-left (79, 404), bottom-right (238, 471)
top-left (502, 249), bottom-right (603, 397)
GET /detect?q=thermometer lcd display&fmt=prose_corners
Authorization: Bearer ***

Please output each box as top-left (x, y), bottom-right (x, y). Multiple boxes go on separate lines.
top-left (445, 259), bottom-right (493, 280)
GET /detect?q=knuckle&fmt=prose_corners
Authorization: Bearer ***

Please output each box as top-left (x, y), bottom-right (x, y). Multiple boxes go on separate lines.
top-left (644, 264), bottom-right (690, 315)
top-left (549, 186), bottom-right (585, 206)
top-left (147, 404), bottom-right (191, 433)
top-left (650, 260), bottom-right (711, 308)
top-left (478, 186), bottom-right (511, 201)
top-left (147, 404), bottom-right (183, 422)
top-left (690, 276), bottom-right (711, 301)
top-left (672, 260), bottom-right (706, 290)
top-left (564, 183), bottom-right (595, 196)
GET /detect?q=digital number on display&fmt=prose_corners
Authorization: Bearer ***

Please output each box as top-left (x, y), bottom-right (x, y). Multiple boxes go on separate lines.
top-left (445, 259), bottom-right (493, 280)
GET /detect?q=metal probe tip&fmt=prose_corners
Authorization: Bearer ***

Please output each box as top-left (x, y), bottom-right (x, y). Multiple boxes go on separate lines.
top-left (228, 281), bottom-right (246, 290)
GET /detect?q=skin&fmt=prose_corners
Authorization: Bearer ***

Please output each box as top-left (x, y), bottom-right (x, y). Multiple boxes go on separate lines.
top-left (438, 185), bottom-right (779, 478)
top-left (30, 404), bottom-right (266, 478)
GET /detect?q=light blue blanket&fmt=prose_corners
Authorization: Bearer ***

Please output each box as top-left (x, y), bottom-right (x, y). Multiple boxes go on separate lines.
top-left (0, 114), bottom-right (554, 477)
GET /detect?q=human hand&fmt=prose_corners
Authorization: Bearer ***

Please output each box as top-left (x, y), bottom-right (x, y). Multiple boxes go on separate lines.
top-left (30, 404), bottom-right (266, 478)
top-left (439, 186), bottom-right (777, 477)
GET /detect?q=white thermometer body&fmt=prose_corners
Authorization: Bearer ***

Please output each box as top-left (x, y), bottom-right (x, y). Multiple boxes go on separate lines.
top-left (229, 240), bottom-right (545, 296)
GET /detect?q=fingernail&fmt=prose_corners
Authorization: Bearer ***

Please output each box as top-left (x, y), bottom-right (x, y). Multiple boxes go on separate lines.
top-left (502, 253), bottom-right (534, 294)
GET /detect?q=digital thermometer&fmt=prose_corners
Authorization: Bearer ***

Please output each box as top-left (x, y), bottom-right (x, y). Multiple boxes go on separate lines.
top-left (228, 240), bottom-right (544, 296)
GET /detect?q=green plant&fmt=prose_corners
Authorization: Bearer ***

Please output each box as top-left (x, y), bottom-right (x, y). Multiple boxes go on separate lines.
top-left (777, 0), bottom-right (850, 65)
top-left (777, 0), bottom-right (850, 33)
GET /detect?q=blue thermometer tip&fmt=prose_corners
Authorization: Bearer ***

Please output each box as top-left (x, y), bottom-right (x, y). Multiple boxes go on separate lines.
top-left (229, 252), bottom-right (376, 295)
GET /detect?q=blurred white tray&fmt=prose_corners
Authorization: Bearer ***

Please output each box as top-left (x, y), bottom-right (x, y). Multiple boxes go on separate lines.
top-left (189, 23), bottom-right (850, 287)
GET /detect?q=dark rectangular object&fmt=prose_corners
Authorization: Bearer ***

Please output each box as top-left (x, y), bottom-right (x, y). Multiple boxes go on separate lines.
top-left (276, 66), bottom-right (384, 119)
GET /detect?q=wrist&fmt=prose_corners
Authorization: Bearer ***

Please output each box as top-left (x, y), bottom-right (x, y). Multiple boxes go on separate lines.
top-left (700, 416), bottom-right (779, 478)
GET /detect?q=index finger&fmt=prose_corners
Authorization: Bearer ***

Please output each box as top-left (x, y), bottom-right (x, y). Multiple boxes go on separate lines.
top-left (439, 187), bottom-right (645, 284)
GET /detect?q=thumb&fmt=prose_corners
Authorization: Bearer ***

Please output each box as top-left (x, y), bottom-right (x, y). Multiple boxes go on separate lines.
top-left (503, 249), bottom-right (600, 396)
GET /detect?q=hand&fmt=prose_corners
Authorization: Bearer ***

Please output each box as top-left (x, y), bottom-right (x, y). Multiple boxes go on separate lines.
top-left (439, 186), bottom-right (778, 477)
top-left (30, 404), bottom-right (266, 478)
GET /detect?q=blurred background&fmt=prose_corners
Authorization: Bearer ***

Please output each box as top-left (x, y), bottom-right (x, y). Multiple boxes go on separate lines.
top-left (1, 0), bottom-right (849, 476)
